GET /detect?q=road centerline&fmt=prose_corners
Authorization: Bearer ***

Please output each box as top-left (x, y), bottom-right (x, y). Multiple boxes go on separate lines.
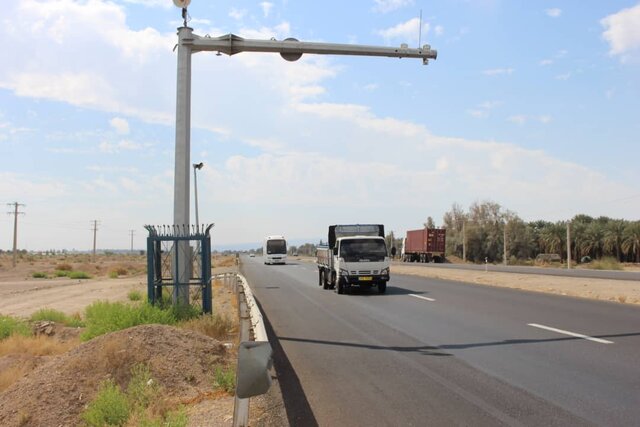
top-left (409, 294), bottom-right (435, 302)
top-left (527, 323), bottom-right (614, 344)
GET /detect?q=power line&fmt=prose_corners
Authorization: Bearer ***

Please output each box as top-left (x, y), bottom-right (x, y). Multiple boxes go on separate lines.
top-left (6, 202), bottom-right (25, 267)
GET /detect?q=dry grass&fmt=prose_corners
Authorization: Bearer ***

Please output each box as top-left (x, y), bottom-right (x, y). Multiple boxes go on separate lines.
top-left (214, 255), bottom-right (237, 268)
top-left (0, 334), bottom-right (79, 357)
top-left (0, 361), bottom-right (36, 392)
top-left (180, 314), bottom-right (235, 341)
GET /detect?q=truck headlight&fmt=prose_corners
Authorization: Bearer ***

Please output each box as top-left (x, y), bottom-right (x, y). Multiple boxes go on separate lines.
top-left (380, 268), bottom-right (389, 276)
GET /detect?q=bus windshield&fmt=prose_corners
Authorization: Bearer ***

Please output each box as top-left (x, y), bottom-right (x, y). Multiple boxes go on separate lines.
top-left (266, 239), bottom-right (287, 254)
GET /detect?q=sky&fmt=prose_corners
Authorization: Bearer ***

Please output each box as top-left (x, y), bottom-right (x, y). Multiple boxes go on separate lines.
top-left (1, 0), bottom-right (639, 251)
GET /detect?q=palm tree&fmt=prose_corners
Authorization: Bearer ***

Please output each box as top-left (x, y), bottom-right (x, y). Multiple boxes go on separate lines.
top-left (603, 220), bottom-right (626, 261)
top-left (580, 222), bottom-right (605, 260)
top-left (622, 222), bottom-right (640, 263)
top-left (540, 222), bottom-right (565, 258)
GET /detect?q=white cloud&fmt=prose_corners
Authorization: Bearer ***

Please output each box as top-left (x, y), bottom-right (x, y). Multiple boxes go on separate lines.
top-left (601, 4), bottom-right (640, 59)
top-left (483, 68), bottom-right (514, 76)
top-left (555, 72), bottom-right (571, 80)
top-left (99, 140), bottom-right (142, 153)
top-left (122, 0), bottom-right (172, 7)
top-left (434, 25), bottom-right (444, 37)
top-left (508, 115), bottom-right (552, 125)
top-left (545, 8), bottom-right (562, 18)
top-left (539, 59), bottom-right (553, 66)
top-left (373, 0), bottom-right (414, 13)
top-left (229, 8), bottom-right (247, 20)
top-left (109, 117), bottom-right (130, 135)
top-left (377, 18), bottom-right (429, 44)
top-left (468, 101), bottom-right (501, 119)
top-left (260, 2), bottom-right (274, 18)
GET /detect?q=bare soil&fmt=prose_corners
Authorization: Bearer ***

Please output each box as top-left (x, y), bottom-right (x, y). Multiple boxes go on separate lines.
top-left (0, 254), bottom-right (283, 426)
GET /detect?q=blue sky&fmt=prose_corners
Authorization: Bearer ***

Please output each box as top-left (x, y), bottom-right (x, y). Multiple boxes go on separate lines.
top-left (1, 0), bottom-right (639, 251)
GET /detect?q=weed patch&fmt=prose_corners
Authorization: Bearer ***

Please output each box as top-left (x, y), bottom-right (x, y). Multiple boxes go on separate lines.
top-left (32, 272), bottom-right (47, 279)
top-left (81, 379), bottom-right (130, 426)
top-left (587, 257), bottom-right (623, 271)
top-left (68, 271), bottom-right (92, 279)
top-left (213, 365), bottom-right (236, 394)
top-left (56, 263), bottom-right (73, 271)
top-left (180, 313), bottom-right (234, 340)
top-left (0, 334), bottom-right (78, 357)
top-left (128, 290), bottom-right (143, 301)
top-left (30, 308), bottom-right (85, 327)
top-left (0, 315), bottom-right (31, 340)
top-left (81, 301), bottom-right (177, 341)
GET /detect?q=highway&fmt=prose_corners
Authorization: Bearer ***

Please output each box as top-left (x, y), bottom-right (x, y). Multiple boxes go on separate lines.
top-left (241, 256), bottom-right (640, 426)
top-left (393, 260), bottom-right (640, 281)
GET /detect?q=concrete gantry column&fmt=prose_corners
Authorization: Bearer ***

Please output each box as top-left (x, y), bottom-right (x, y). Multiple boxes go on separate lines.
top-left (173, 26), bottom-right (194, 305)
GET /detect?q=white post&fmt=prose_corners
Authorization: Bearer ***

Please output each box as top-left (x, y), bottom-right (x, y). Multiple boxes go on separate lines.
top-left (173, 26), bottom-right (194, 305)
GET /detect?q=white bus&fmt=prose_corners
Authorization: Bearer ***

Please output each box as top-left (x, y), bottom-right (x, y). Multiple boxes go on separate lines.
top-left (264, 235), bottom-right (287, 265)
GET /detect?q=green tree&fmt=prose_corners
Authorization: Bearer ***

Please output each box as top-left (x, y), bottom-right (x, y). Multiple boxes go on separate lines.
top-left (603, 220), bottom-right (626, 261)
top-left (622, 222), bottom-right (640, 263)
top-left (580, 222), bottom-right (605, 260)
top-left (540, 222), bottom-right (566, 259)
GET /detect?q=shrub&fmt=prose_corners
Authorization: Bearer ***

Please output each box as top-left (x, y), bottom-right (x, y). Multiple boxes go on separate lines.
top-left (128, 290), bottom-right (143, 301)
top-left (213, 365), bottom-right (236, 394)
top-left (30, 308), bottom-right (85, 327)
top-left (81, 301), bottom-right (177, 341)
top-left (180, 314), bottom-right (234, 340)
top-left (588, 257), bottom-right (622, 271)
top-left (81, 380), bottom-right (130, 427)
top-left (54, 270), bottom-right (69, 277)
top-left (32, 272), bottom-right (47, 279)
top-left (0, 315), bottom-right (31, 340)
top-left (56, 263), bottom-right (73, 271)
top-left (69, 271), bottom-right (91, 279)
top-left (109, 271), bottom-right (119, 279)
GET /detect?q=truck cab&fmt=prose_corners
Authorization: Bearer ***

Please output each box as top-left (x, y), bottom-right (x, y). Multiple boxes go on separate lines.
top-left (317, 224), bottom-right (390, 294)
top-left (334, 235), bottom-right (390, 294)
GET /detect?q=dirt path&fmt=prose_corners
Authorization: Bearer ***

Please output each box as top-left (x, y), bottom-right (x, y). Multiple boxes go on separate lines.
top-left (0, 276), bottom-right (145, 317)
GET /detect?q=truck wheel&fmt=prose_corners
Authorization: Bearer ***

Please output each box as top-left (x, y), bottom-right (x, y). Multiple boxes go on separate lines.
top-left (336, 277), bottom-right (344, 294)
top-left (322, 270), bottom-right (330, 290)
top-left (318, 270), bottom-right (323, 287)
top-left (377, 281), bottom-right (387, 294)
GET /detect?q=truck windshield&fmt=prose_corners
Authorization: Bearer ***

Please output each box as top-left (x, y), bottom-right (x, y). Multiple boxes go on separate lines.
top-left (266, 239), bottom-right (287, 254)
top-left (339, 239), bottom-right (387, 262)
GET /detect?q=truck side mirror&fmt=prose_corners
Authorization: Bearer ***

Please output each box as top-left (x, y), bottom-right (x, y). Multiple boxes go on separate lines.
top-left (391, 247), bottom-right (397, 257)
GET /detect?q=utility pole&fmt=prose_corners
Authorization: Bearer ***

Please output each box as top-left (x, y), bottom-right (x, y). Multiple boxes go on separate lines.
top-left (7, 202), bottom-right (25, 268)
top-left (129, 230), bottom-right (135, 254)
top-left (503, 222), bottom-right (508, 266)
top-left (171, 3), bottom-right (437, 307)
top-left (462, 221), bottom-right (466, 262)
top-left (91, 220), bottom-right (100, 261)
top-left (567, 222), bottom-right (571, 269)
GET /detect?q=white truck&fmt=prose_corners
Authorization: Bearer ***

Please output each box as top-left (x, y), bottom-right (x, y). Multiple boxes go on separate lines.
top-left (316, 224), bottom-right (390, 294)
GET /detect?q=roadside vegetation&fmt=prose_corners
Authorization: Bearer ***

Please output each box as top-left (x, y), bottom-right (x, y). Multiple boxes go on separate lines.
top-left (82, 363), bottom-right (187, 427)
top-left (385, 201), bottom-right (640, 267)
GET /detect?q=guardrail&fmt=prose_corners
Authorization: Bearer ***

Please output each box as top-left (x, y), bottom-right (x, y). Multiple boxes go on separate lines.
top-left (212, 272), bottom-right (272, 427)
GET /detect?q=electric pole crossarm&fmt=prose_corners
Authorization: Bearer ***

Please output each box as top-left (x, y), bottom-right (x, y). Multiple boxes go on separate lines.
top-left (193, 33), bottom-right (438, 63)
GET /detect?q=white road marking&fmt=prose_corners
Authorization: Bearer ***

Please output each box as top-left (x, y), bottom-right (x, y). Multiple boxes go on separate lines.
top-left (527, 323), bottom-right (614, 344)
top-left (409, 294), bottom-right (435, 302)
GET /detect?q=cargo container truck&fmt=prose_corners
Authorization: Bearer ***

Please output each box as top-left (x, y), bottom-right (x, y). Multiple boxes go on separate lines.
top-left (316, 224), bottom-right (390, 294)
top-left (401, 228), bottom-right (446, 263)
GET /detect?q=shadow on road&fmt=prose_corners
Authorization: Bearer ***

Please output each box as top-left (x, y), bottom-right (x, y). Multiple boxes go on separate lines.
top-left (258, 300), bottom-right (320, 427)
top-left (344, 286), bottom-right (428, 296)
top-left (278, 336), bottom-right (451, 357)
top-left (439, 331), bottom-right (640, 349)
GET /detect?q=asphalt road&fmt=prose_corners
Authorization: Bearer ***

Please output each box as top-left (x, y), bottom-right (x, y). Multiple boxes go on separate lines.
top-left (394, 260), bottom-right (640, 281)
top-left (241, 256), bottom-right (640, 427)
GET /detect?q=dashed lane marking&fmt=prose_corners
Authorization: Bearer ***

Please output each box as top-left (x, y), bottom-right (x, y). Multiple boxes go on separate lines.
top-left (409, 294), bottom-right (435, 302)
top-left (527, 323), bottom-right (613, 344)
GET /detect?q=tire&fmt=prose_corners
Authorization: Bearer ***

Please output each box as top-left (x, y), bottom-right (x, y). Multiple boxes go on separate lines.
top-left (377, 281), bottom-right (387, 294)
top-left (336, 276), bottom-right (344, 294)
top-left (322, 270), bottom-right (330, 290)
top-left (318, 270), bottom-right (323, 287)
